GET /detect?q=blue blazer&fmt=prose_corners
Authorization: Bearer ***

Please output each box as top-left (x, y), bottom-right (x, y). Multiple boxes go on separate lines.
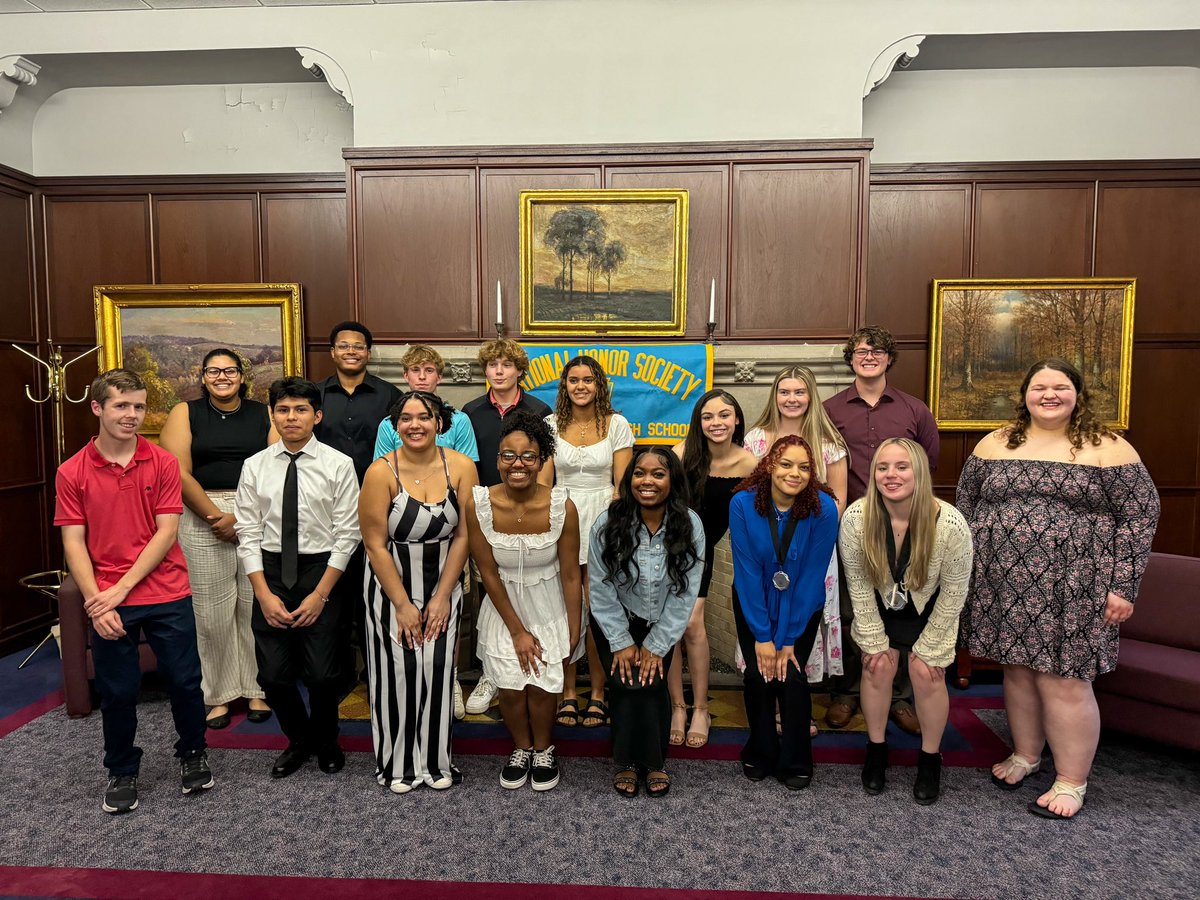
top-left (729, 489), bottom-right (839, 650)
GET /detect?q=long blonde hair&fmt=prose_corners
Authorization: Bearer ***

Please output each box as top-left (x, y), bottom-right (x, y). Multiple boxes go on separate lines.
top-left (750, 365), bottom-right (848, 480)
top-left (860, 439), bottom-right (939, 591)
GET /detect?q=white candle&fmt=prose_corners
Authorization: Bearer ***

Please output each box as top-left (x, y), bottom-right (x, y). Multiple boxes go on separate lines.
top-left (496, 280), bottom-right (503, 325)
top-left (708, 278), bottom-right (716, 325)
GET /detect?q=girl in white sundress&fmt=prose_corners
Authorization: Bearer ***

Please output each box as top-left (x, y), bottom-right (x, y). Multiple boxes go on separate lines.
top-left (466, 413), bottom-right (582, 791)
top-left (538, 355), bottom-right (633, 730)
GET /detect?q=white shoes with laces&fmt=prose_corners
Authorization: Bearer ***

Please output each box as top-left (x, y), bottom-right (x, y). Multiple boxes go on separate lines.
top-left (465, 675), bottom-right (498, 714)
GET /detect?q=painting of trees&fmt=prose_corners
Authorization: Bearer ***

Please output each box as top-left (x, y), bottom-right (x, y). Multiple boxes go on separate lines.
top-left (523, 190), bottom-right (686, 335)
top-left (932, 280), bottom-right (1134, 429)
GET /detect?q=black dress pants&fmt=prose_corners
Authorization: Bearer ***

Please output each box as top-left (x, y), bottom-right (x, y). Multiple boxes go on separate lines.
top-left (252, 551), bottom-right (342, 749)
top-left (734, 590), bottom-right (821, 779)
top-left (591, 616), bottom-right (676, 772)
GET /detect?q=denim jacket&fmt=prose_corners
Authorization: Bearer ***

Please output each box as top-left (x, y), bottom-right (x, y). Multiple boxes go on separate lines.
top-left (587, 507), bottom-right (705, 658)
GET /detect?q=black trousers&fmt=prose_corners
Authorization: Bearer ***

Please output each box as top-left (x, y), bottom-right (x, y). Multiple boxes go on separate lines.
top-left (591, 616), bottom-right (675, 772)
top-left (90, 596), bottom-right (207, 776)
top-left (252, 551), bottom-right (342, 749)
top-left (734, 590), bottom-right (822, 779)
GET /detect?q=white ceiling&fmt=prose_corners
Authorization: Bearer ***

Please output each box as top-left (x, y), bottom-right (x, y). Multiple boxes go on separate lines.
top-left (0, 0), bottom-right (470, 10)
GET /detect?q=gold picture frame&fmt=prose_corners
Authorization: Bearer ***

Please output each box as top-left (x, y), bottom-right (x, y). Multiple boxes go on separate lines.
top-left (519, 189), bottom-right (688, 336)
top-left (94, 283), bottom-right (304, 436)
top-left (929, 278), bottom-right (1136, 431)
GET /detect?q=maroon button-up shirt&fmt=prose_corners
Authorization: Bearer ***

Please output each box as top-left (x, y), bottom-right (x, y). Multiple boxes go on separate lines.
top-left (824, 382), bottom-right (940, 503)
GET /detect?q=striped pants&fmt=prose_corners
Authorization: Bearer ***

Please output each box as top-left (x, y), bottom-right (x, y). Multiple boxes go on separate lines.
top-left (364, 570), bottom-right (461, 789)
top-left (178, 492), bottom-right (263, 707)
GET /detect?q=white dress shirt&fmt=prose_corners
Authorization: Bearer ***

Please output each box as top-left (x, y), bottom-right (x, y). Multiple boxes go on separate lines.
top-left (235, 435), bottom-right (361, 576)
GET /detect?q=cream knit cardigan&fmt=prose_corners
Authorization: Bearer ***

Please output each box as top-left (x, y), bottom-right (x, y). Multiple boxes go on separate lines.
top-left (838, 498), bottom-right (974, 668)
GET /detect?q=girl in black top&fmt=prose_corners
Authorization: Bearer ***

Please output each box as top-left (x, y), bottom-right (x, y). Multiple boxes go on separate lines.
top-left (667, 390), bottom-right (757, 748)
top-left (161, 349), bottom-right (274, 728)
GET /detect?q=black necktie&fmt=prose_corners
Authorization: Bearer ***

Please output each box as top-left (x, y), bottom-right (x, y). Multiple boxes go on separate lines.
top-left (281, 451), bottom-right (301, 589)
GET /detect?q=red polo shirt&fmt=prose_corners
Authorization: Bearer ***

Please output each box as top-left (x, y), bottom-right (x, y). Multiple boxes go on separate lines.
top-left (54, 436), bottom-right (190, 606)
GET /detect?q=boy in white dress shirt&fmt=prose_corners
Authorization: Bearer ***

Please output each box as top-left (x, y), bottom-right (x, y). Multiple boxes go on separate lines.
top-left (235, 377), bottom-right (360, 778)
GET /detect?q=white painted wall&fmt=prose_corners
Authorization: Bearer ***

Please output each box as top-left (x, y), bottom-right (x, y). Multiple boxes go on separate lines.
top-left (34, 83), bottom-right (352, 176)
top-left (865, 66), bottom-right (1200, 163)
top-left (0, 1), bottom-right (1198, 174)
top-left (0, 90), bottom-right (36, 174)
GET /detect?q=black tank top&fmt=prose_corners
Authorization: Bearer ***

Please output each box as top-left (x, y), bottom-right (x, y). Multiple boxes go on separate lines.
top-left (697, 475), bottom-right (743, 555)
top-left (187, 397), bottom-right (271, 490)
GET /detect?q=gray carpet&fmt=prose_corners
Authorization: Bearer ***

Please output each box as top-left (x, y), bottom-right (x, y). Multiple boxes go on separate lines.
top-left (2, 702), bottom-right (1198, 899)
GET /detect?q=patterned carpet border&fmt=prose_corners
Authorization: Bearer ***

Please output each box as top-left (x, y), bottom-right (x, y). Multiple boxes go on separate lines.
top-left (0, 865), bottom-right (953, 900)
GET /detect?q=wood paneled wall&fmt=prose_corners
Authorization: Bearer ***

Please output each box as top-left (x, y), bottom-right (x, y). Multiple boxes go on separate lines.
top-left (0, 165), bottom-right (52, 655)
top-left (0, 172), bottom-right (350, 655)
top-left (869, 161), bottom-right (1200, 556)
top-left (345, 142), bottom-right (872, 342)
top-left (5, 150), bottom-right (1200, 653)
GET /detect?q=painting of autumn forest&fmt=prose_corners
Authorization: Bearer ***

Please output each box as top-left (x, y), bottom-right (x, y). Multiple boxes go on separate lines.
top-left (933, 282), bottom-right (1134, 427)
top-left (524, 196), bottom-right (683, 332)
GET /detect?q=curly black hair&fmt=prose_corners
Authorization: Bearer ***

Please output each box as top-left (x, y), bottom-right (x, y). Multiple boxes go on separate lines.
top-left (842, 325), bottom-right (897, 371)
top-left (389, 390), bottom-right (455, 436)
top-left (598, 447), bottom-right (699, 599)
top-left (499, 411), bottom-right (556, 463)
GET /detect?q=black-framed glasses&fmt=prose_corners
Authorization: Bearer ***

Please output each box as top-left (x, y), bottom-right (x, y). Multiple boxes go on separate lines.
top-left (498, 450), bottom-right (540, 465)
top-left (203, 366), bottom-right (241, 378)
top-left (852, 348), bottom-right (888, 359)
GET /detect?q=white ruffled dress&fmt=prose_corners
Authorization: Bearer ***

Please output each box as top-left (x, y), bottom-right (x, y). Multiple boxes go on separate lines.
top-left (473, 485), bottom-right (573, 693)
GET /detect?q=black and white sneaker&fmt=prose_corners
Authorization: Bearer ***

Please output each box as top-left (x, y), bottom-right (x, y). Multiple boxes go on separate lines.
top-left (500, 748), bottom-right (533, 789)
top-left (530, 745), bottom-right (560, 792)
top-left (180, 751), bottom-right (215, 794)
top-left (102, 775), bottom-right (139, 814)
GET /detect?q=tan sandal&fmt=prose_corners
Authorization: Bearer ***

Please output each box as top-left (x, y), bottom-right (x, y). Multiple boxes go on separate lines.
top-left (669, 704), bottom-right (687, 746)
top-left (1029, 779), bottom-right (1086, 819)
top-left (685, 706), bottom-right (711, 748)
top-left (991, 753), bottom-right (1041, 791)
top-left (613, 768), bottom-right (639, 797)
top-left (645, 770), bottom-right (671, 797)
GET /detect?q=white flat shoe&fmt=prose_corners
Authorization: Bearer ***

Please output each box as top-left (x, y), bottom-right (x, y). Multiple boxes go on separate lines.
top-left (427, 774), bottom-right (453, 790)
top-left (389, 779), bottom-right (414, 794)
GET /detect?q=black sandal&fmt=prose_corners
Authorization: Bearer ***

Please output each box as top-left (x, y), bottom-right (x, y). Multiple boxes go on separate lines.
top-left (581, 697), bottom-right (610, 728)
top-left (645, 770), bottom-right (671, 797)
top-left (555, 698), bottom-right (580, 727)
top-left (613, 768), bottom-right (639, 797)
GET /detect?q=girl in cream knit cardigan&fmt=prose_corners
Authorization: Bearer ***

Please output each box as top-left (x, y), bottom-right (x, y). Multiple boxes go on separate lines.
top-left (838, 438), bottom-right (973, 805)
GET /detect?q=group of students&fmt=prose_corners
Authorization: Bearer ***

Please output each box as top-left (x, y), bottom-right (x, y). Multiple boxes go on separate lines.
top-left (58, 321), bottom-right (1159, 821)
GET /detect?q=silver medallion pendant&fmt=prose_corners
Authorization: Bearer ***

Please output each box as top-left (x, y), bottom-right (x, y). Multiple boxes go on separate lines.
top-left (772, 571), bottom-right (790, 590)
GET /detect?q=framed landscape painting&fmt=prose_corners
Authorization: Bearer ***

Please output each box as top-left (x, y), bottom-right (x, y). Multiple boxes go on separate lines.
top-left (94, 283), bottom-right (304, 435)
top-left (519, 189), bottom-right (688, 336)
top-left (928, 278), bottom-right (1136, 431)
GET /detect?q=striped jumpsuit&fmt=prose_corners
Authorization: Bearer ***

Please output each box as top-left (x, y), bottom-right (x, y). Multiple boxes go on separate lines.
top-left (363, 450), bottom-right (462, 790)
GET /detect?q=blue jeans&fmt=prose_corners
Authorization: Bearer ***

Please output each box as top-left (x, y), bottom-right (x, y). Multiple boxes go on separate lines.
top-left (89, 596), bottom-right (207, 776)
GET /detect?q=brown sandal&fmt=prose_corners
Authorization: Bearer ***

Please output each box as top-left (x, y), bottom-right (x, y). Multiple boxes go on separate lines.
top-left (669, 704), bottom-right (688, 746)
top-left (613, 769), bottom-right (639, 797)
top-left (645, 770), bottom-right (671, 797)
top-left (685, 706), bottom-right (711, 748)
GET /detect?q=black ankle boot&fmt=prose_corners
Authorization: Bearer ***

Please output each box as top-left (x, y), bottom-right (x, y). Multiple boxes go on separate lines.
top-left (914, 750), bottom-right (942, 805)
top-left (862, 740), bottom-right (888, 795)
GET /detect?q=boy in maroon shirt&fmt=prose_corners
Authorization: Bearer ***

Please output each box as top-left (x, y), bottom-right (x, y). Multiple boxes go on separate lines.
top-left (55, 369), bottom-right (212, 814)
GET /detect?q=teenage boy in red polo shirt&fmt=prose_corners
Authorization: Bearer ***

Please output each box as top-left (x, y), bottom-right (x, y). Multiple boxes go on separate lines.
top-left (55, 369), bottom-right (213, 814)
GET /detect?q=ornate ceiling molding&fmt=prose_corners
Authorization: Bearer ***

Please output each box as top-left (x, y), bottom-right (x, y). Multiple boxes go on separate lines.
top-left (0, 56), bottom-right (41, 118)
top-left (863, 35), bottom-right (925, 98)
top-left (296, 48), bottom-right (353, 107)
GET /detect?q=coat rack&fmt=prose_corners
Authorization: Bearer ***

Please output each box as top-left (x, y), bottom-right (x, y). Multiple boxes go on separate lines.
top-left (13, 340), bottom-right (100, 668)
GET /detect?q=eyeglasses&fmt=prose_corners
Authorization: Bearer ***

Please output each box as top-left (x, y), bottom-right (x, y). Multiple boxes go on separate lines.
top-left (498, 451), bottom-right (540, 465)
top-left (334, 342), bottom-right (368, 352)
top-left (852, 348), bottom-right (889, 359)
top-left (203, 366), bottom-right (241, 378)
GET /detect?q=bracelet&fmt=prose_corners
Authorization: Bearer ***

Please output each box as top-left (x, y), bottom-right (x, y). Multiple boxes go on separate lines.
top-left (317, 590), bottom-right (330, 603)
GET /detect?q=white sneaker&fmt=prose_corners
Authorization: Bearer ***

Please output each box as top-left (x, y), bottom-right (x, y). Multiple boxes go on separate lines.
top-left (452, 679), bottom-right (465, 720)
top-left (389, 778), bottom-right (414, 794)
top-left (465, 675), bottom-right (498, 714)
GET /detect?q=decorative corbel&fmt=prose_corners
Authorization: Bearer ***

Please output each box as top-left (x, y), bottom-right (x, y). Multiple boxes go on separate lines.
top-left (863, 35), bottom-right (924, 98)
top-left (295, 47), bottom-right (353, 107)
top-left (0, 56), bottom-right (41, 118)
